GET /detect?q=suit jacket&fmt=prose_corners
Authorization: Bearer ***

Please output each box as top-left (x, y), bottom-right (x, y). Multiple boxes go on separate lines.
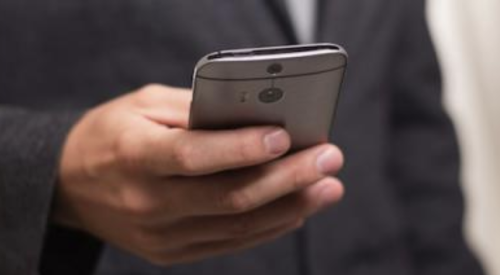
top-left (0, 0), bottom-right (485, 275)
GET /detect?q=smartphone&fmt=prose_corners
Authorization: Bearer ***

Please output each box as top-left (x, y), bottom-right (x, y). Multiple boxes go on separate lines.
top-left (189, 43), bottom-right (347, 151)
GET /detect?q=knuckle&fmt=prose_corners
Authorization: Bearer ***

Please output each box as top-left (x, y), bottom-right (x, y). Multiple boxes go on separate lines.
top-left (121, 190), bottom-right (157, 218)
top-left (138, 84), bottom-right (165, 96)
top-left (220, 190), bottom-right (255, 213)
top-left (172, 140), bottom-right (197, 173)
top-left (133, 84), bottom-right (169, 107)
top-left (287, 164), bottom-right (309, 191)
top-left (283, 157), bottom-right (321, 191)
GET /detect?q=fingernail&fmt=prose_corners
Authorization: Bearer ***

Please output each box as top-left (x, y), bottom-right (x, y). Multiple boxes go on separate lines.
top-left (316, 148), bottom-right (340, 174)
top-left (264, 129), bottom-right (290, 155)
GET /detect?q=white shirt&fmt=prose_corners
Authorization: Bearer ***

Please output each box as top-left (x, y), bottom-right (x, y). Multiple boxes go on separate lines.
top-left (284, 0), bottom-right (317, 43)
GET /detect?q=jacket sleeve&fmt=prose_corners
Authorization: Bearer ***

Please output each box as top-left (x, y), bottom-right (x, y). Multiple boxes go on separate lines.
top-left (387, 1), bottom-right (484, 274)
top-left (0, 107), bottom-right (80, 275)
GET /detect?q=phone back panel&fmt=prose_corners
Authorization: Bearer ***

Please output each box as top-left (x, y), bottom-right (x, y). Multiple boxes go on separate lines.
top-left (189, 45), bottom-right (347, 151)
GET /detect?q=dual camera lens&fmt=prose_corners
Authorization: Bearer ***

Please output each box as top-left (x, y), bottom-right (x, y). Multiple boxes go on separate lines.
top-left (258, 63), bottom-right (284, 103)
top-left (259, 88), bottom-right (284, 103)
top-left (267, 63), bottom-right (283, 75)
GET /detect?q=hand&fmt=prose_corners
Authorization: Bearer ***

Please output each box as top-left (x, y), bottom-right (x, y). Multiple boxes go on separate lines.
top-left (55, 84), bottom-right (344, 266)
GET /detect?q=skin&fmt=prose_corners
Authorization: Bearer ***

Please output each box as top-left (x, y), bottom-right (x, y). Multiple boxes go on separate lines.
top-left (54, 84), bottom-right (345, 266)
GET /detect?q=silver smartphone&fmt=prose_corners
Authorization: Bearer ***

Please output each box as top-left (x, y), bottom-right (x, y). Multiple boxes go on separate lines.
top-left (189, 43), bottom-right (347, 151)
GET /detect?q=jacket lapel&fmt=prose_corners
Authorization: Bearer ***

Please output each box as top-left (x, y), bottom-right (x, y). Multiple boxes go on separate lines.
top-left (265, 0), bottom-right (298, 44)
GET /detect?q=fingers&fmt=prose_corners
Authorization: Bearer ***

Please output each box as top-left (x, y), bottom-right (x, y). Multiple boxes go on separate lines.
top-left (145, 177), bottom-right (342, 249)
top-left (119, 126), bottom-right (291, 176)
top-left (174, 221), bottom-right (298, 264)
top-left (148, 220), bottom-right (300, 266)
top-left (169, 144), bottom-right (344, 216)
top-left (124, 177), bottom-right (343, 267)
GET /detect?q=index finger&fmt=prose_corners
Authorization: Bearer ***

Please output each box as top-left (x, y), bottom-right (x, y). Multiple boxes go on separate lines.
top-left (137, 126), bottom-right (292, 176)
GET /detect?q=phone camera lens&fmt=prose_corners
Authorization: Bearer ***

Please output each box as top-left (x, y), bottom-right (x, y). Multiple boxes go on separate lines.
top-left (259, 88), bottom-right (284, 103)
top-left (267, 63), bottom-right (283, 75)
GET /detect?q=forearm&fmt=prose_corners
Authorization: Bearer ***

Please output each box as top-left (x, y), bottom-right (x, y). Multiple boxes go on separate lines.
top-left (0, 108), bottom-right (80, 274)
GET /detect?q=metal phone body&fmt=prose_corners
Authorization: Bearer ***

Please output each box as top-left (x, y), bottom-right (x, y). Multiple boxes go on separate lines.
top-left (189, 43), bottom-right (347, 151)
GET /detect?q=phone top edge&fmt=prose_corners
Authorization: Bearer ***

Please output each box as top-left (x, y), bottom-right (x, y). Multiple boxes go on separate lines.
top-left (210, 43), bottom-right (345, 60)
top-left (194, 43), bottom-right (347, 80)
top-left (195, 43), bottom-right (347, 71)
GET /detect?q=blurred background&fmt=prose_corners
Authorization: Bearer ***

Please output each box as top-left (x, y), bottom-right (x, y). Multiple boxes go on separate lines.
top-left (428, 1), bottom-right (500, 275)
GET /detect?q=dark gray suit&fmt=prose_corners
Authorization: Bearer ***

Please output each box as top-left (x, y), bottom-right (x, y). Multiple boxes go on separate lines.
top-left (0, 1), bottom-right (484, 275)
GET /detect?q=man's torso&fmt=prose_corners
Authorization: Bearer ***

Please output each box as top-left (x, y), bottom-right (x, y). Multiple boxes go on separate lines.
top-left (0, 1), bottom-right (445, 274)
